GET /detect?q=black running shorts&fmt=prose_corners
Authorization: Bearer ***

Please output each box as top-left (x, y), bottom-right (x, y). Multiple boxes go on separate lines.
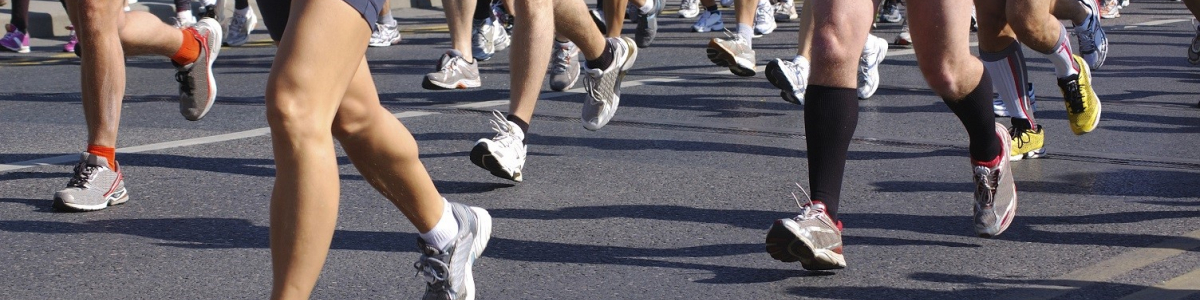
top-left (258, 0), bottom-right (385, 42)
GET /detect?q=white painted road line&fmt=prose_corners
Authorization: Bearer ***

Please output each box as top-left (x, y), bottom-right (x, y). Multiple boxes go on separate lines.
top-left (0, 111), bottom-right (438, 173)
top-left (1119, 268), bottom-right (1200, 300)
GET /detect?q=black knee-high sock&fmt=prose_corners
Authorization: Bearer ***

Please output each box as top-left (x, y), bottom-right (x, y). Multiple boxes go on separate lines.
top-left (804, 85), bottom-right (859, 222)
top-left (942, 71), bottom-right (1001, 163)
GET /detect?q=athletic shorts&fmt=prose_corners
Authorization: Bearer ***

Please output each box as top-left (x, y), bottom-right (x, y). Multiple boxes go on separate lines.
top-left (258, 0), bottom-right (385, 42)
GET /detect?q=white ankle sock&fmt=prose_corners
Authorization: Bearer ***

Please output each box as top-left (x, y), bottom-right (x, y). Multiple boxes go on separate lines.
top-left (638, 0), bottom-right (655, 14)
top-left (419, 199), bottom-right (459, 250)
top-left (737, 23), bottom-right (754, 47)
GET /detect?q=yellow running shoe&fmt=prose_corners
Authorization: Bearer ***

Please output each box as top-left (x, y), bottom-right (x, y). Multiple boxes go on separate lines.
top-left (1057, 55), bottom-right (1102, 135)
top-left (1009, 125), bottom-right (1046, 161)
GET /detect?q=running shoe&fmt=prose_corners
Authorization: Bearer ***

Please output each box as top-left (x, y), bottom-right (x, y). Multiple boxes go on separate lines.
top-left (369, 22), bottom-right (402, 47)
top-left (176, 18), bottom-right (223, 121)
top-left (53, 153), bottom-right (129, 212)
top-left (174, 14), bottom-right (198, 28)
top-left (415, 201), bottom-right (493, 300)
top-left (224, 8), bottom-right (259, 47)
top-left (707, 30), bottom-right (757, 76)
top-left (1057, 55), bottom-right (1101, 135)
top-left (591, 9), bottom-right (608, 35)
top-left (582, 37), bottom-right (639, 131)
top-left (472, 17), bottom-right (510, 61)
top-left (1190, 20), bottom-right (1200, 64)
top-left (1075, 0), bottom-right (1107, 70)
top-left (470, 111), bottom-right (528, 182)
top-left (549, 40), bottom-right (582, 91)
top-left (634, 0), bottom-right (665, 48)
top-left (197, 4), bottom-right (217, 19)
top-left (766, 200), bottom-right (846, 270)
top-left (878, 0), bottom-right (902, 23)
top-left (857, 34), bottom-right (888, 100)
top-left (973, 123), bottom-right (1018, 238)
top-left (1, 24), bottom-right (30, 53)
top-left (775, 0), bottom-right (798, 22)
top-left (692, 10), bottom-right (724, 33)
top-left (1099, 0), bottom-right (1120, 19)
top-left (720, 0), bottom-right (734, 7)
top-left (1009, 125), bottom-right (1045, 161)
top-left (424, 50), bottom-right (482, 90)
top-left (766, 56), bottom-right (809, 105)
top-left (679, 0), bottom-right (701, 18)
top-left (753, 0), bottom-right (777, 35)
top-left (63, 26), bottom-right (78, 53)
top-left (894, 20), bottom-right (911, 46)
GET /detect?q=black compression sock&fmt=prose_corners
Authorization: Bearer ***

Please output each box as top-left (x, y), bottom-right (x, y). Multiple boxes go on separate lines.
top-left (585, 40), bottom-right (615, 70)
top-left (804, 85), bottom-right (860, 222)
top-left (706, 5), bottom-right (719, 12)
top-left (943, 71), bottom-right (1002, 163)
top-left (1011, 117), bottom-right (1032, 131)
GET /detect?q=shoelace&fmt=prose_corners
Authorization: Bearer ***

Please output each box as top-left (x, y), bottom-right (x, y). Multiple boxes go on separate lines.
top-left (439, 55), bottom-right (463, 76)
top-left (551, 45), bottom-right (574, 74)
top-left (787, 183), bottom-right (821, 221)
top-left (1062, 79), bottom-right (1085, 114)
top-left (229, 14), bottom-right (248, 35)
top-left (1008, 126), bottom-right (1032, 149)
top-left (176, 69), bottom-right (195, 97)
top-left (974, 167), bottom-right (998, 207)
top-left (486, 111), bottom-right (520, 147)
top-left (66, 162), bottom-right (99, 188)
top-left (755, 2), bottom-right (773, 23)
top-left (413, 254), bottom-right (450, 289)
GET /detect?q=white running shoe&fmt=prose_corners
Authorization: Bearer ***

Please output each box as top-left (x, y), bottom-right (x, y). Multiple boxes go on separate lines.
top-left (472, 17), bottom-right (510, 61)
top-left (470, 111), bottom-right (528, 182)
top-left (679, 0), bottom-right (700, 18)
top-left (224, 8), bottom-right (258, 46)
top-left (857, 34), bottom-right (887, 99)
top-left (766, 55), bottom-right (809, 105)
top-left (369, 22), bottom-right (402, 47)
top-left (753, 0), bottom-right (777, 35)
top-left (774, 0), bottom-right (798, 22)
top-left (692, 10), bottom-right (724, 32)
top-left (582, 37), bottom-right (639, 131)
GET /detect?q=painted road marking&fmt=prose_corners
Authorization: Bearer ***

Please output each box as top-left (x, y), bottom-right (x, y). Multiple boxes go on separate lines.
top-left (1119, 268), bottom-right (1200, 300)
top-left (996, 229), bottom-right (1200, 300)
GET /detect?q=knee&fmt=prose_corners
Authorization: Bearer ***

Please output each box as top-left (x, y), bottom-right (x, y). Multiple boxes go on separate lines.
top-left (919, 62), bottom-right (972, 99)
top-left (809, 28), bottom-right (860, 66)
top-left (265, 89), bottom-right (333, 141)
top-left (330, 101), bottom-right (376, 140)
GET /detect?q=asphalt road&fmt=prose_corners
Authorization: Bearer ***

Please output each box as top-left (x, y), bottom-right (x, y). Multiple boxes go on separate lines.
top-left (1, 1), bottom-right (1199, 299)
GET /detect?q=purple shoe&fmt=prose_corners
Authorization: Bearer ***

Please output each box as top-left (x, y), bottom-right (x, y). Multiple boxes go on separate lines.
top-left (63, 25), bottom-right (78, 53)
top-left (1, 24), bottom-right (31, 53)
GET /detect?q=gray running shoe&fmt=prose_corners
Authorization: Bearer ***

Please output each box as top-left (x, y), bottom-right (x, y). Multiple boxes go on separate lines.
top-left (53, 153), bottom-right (129, 212)
top-left (766, 56), bottom-right (808, 105)
top-left (223, 8), bottom-right (257, 46)
top-left (973, 123), bottom-right (1019, 238)
top-left (1075, 0), bottom-right (1107, 70)
top-left (470, 111), bottom-right (527, 182)
top-left (766, 200), bottom-right (846, 270)
top-left (878, 0), bottom-right (902, 23)
top-left (692, 10), bottom-right (724, 32)
top-left (679, 0), bottom-right (700, 18)
top-left (774, 0), bottom-right (798, 22)
top-left (634, 0), bottom-right (664, 48)
top-left (549, 40), bottom-right (582, 91)
top-left (707, 30), bottom-right (756, 77)
top-left (423, 50), bottom-right (482, 90)
top-left (582, 37), bottom-right (639, 131)
top-left (857, 34), bottom-right (887, 99)
top-left (416, 201), bottom-right (493, 300)
top-left (177, 18), bottom-right (222, 121)
top-left (472, 17), bottom-right (510, 61)
top-left (369, 22), bottom-right (402, 47)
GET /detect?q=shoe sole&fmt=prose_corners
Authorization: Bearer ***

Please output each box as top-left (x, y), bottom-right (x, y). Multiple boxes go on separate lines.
top-left (53, 188), bottom-right (129, 212)
top-left (422, 77), bottom-right (482, 90)
top-left (1009, 147), bottom-right (1046, 161)
top-left (470, 142), bottom-right (523, 182)
top-left (706, 40), bottom-right (755, 77)
top-left (765, 220), bottom-right (846, 270)
top-left (692, 23), bottom-right (724, 33)
top-left (765, 60), bottom-right (802, 105)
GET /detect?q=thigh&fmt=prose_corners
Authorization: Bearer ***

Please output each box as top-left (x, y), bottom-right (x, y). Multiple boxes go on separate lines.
top-left (259, 0), bottom-right (384, 42)
top-left (907, 0), bottom-right (982, 97)
top-left (266, 0), bottom-right (374, 123)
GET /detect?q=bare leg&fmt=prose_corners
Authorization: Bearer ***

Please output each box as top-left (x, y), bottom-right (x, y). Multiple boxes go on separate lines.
top-left (509, 0), bottom-right (606, 122)
top-left (908, 0), bottom-right (983, 99)
top-left (795, 0), bottom-right (814, 57)
top-left (1052, 0), bottom-right (1088, 25)
top-left (445, 0), bottom-right (477, 61)
top-left (68, 0), bottom-right (128, 149)
top-left (1186, 0), bottom-right (1200, 19)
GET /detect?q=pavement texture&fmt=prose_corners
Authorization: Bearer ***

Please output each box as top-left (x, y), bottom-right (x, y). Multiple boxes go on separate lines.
top-left (1, 1), bottom-right (1199, 299)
